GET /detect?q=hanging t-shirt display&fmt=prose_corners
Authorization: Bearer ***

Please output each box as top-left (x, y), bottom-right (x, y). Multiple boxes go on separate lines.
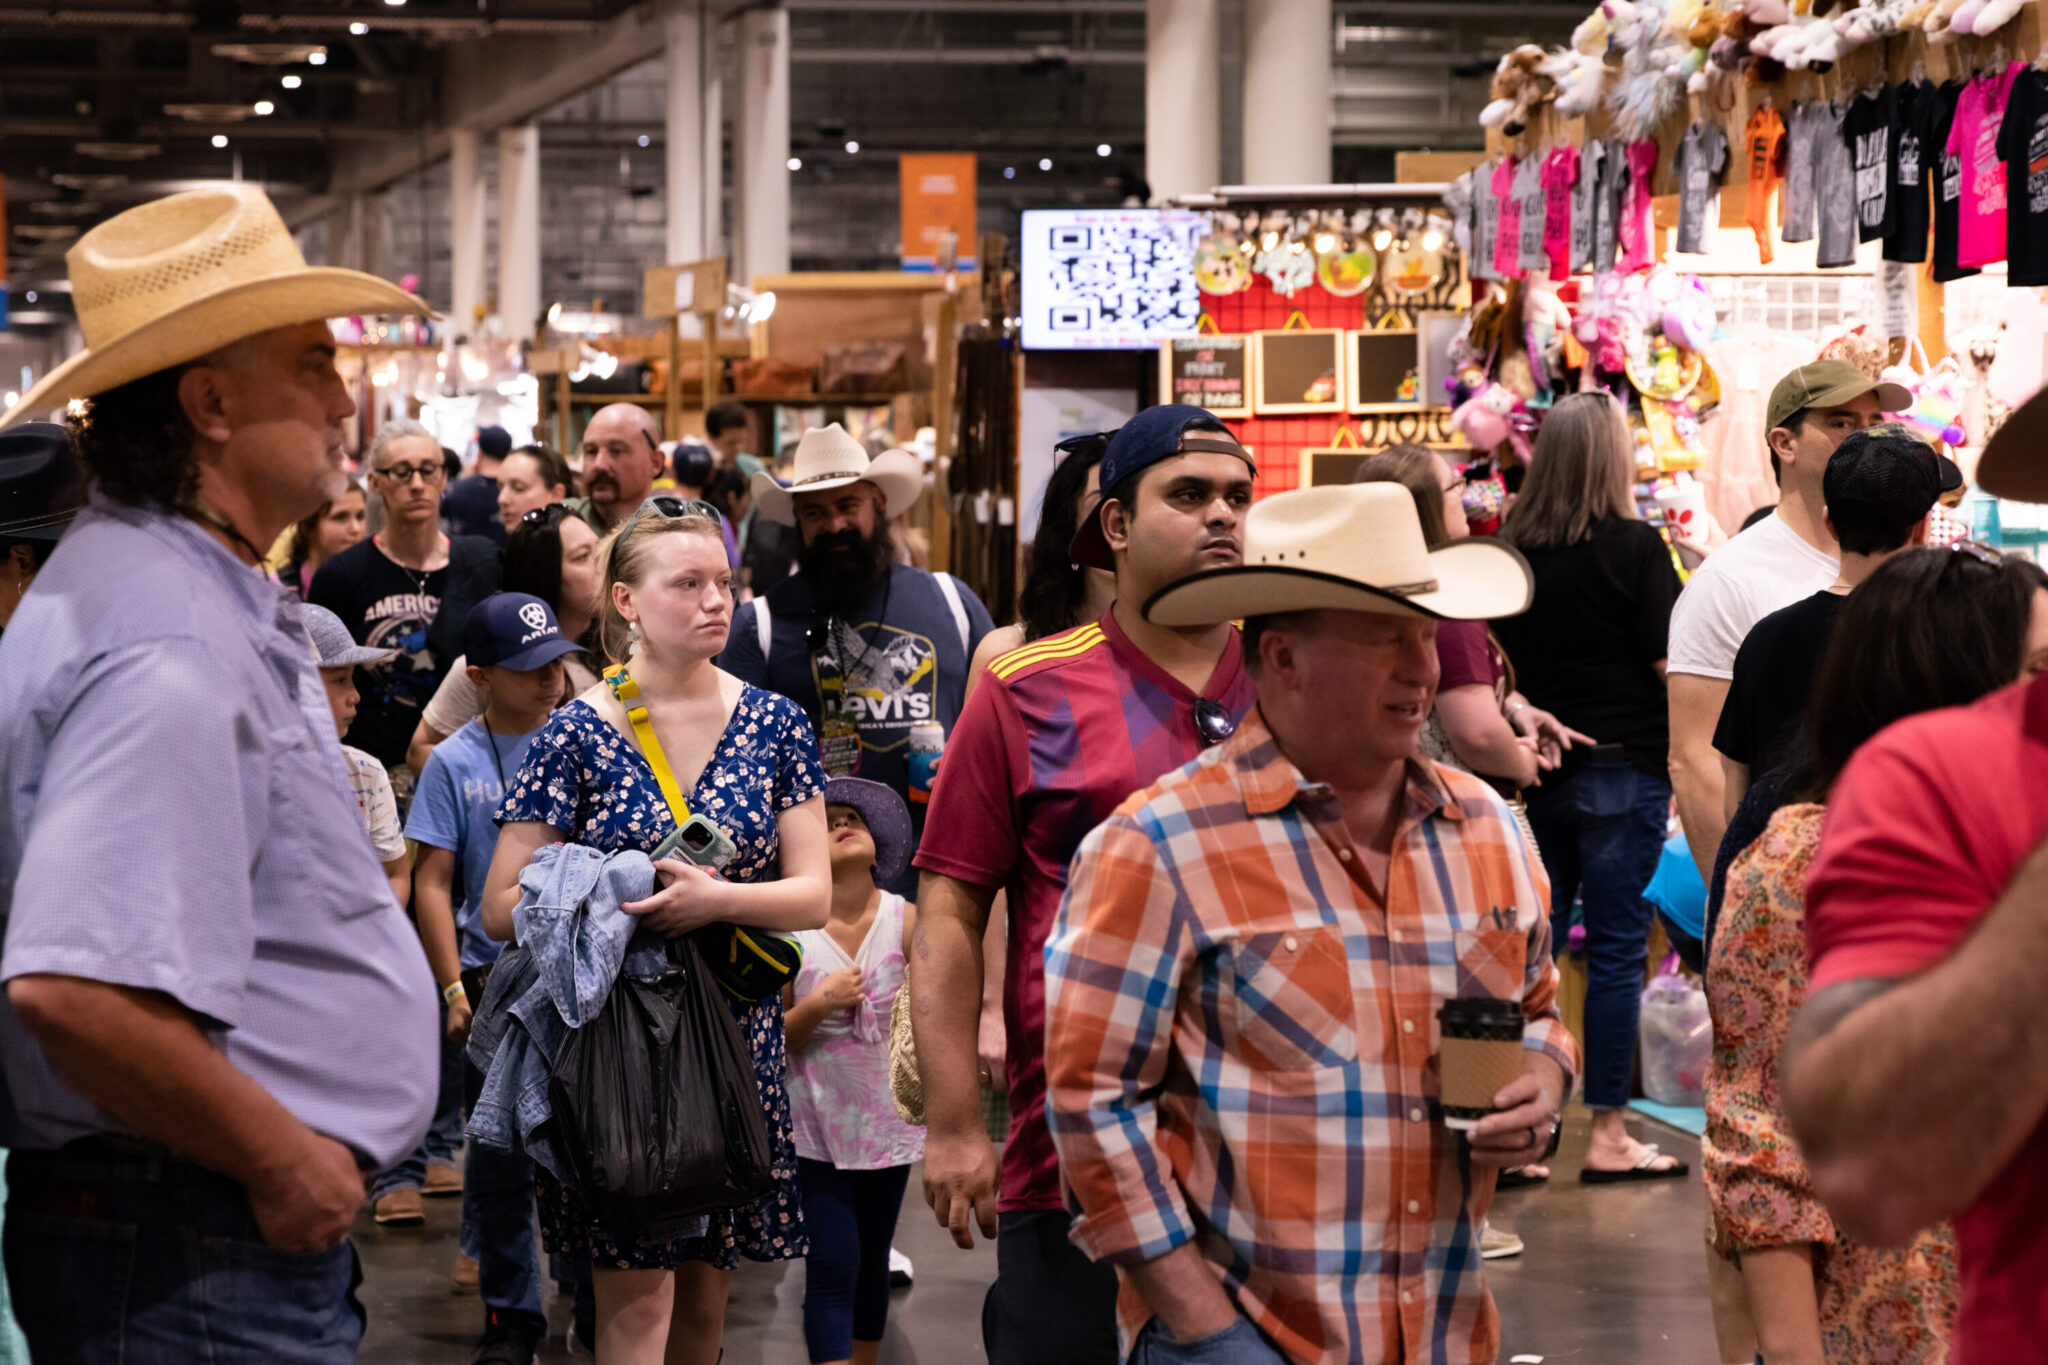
top-left (1887, 80), bottom-right (1936, 264)
top-left (1493, 155), bottom-right (1525, 281)
top-left (1997, 65), bottom-right (2048, 287)
top-left (1515, 153), bottom-right (1549, 273)
top-left (1594, 138), bottom-right (1629, 272)
top-left (1445, 167), bottom-right (1478, 261)
top-left (1845, 86), bottom-right (1897, 242)
top-left (1782, 100), bottom-right (1821, 243)
top-left (1618, 138), bottom-right (1660, 272)
top-left (1812, 100), bottom-right (1858, 269)
top-left (1675, 121), bottom-right (1730, 255)
top-left (1471, 157), bottom-right (1501, 284)
top-left (1541, 145), bottom-right (1578, 280)
top-left (1950, 61), bottom-right (2023, 269)
top-left (1933, 80), bottom-right (1981, 283)
top-left (1573, 140), bottom-right (1605, 272)
top-left (1746, 103), bottom-right (1787, 264)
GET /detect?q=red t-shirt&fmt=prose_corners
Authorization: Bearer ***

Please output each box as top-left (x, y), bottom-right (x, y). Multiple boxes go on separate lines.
top-left (1806, 673), bottom-right (2048, 1362)
top-left (1435, 619), bottom-right (1504, 695)
top-left (913, 611), bottom-right (1256, 1211)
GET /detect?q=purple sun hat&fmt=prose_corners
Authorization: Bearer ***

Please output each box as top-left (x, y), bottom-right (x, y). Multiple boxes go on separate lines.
top-left (824, 776), bottom-right (913, 886)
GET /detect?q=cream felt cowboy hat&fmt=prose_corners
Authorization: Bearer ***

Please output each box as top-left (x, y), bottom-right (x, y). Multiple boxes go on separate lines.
top-left (0, 184), bottom-right (429, 432)
top-left (750, 423), bottom-right (924, 526)
top-left (1144, 482), bottom-right (1534, 627)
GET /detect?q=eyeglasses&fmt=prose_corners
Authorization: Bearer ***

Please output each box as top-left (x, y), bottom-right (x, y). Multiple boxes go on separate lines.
top-left (645, 495), bottom-right (722, 522)
top-left (521, 502), bottom-right (568, 527)
top-left (1952, 539), bottom-right (2004, 566)
top-left (1194, 698), bottom-right (1237, 748)
top-left (1442, 476), bottom-right (1469, 496)
top-left (375, 460), bottom-right (446, 485)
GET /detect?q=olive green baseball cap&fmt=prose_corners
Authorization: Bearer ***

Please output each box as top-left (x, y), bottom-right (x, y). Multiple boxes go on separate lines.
top-left (1766, 360), bottom-right (1913, 434)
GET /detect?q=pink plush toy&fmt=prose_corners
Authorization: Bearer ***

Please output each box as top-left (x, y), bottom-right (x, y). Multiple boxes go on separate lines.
top-left (1453, 383), bottom-right (1534, 461)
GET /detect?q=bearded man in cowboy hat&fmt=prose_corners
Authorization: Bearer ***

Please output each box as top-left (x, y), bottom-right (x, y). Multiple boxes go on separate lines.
top-left (719, 423), bottom-right (994, 896)
top-left (0, 185), bottom-right (439, 1362)
top-left (1043, 482), bottom-right (1579, 1365)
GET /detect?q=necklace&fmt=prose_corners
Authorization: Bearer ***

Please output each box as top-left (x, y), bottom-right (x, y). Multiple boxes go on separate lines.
top-left (481, 714), bottom-right (510, 792)
top-left (376, 531), bottom-right (441, 598)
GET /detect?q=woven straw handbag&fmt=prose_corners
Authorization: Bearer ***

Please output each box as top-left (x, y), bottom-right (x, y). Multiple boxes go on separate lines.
top-left (888, 986), bottom-right (925, 1127)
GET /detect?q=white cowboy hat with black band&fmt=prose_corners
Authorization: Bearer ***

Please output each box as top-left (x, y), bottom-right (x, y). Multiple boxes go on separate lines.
top-left (0, 184), bottom-right (429, 432)
top-left (750, 423), bottom-right (924, 526)
top-left (1144, 482), bottom-right (1534, 627)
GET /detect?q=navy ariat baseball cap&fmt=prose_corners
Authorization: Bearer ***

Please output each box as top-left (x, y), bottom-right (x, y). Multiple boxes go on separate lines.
top-left (464, 592), bottom-right (581, 672)
top-left (1067, 404), bottom-right (1255, 571)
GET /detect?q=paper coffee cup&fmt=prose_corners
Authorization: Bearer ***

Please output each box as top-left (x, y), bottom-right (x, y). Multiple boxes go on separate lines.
top-left (1437, 997), bottom-right (1526, 1131)
top-left (1654, 474), bottom-right (1709, 550)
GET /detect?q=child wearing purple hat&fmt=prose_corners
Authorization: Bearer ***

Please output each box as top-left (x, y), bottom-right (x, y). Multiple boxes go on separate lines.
top-left (782, 776), bottom-right (923, 1365)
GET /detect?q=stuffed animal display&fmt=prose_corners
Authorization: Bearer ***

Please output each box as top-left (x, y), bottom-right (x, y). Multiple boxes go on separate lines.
top-left (1480, 45), bottom-right (1557, 135)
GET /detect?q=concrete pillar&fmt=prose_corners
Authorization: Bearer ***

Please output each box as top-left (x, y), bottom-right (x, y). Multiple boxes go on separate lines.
top-left (1242, 0), bottom-right (1331, 185)
top-left (327, 193), bottom-right (387, 278)
top-left (448, 127), bottom-right (487, 337)
top-left (1146, 0), bottom-right (1221, 204)
top-left (498, 124), bottom-right (543, 340)
top-left (664, 0), bottom-right (704, 265)
top-left (736, 4), bottom-right (789, 283)
top-left (702, 51), bottom-right (724, 262)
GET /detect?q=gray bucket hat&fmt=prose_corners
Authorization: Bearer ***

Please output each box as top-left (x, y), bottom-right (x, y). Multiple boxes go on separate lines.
top-left (302, 602), bottom-right (400, 669)
top-left (824, 776), bottom-right (913, 886)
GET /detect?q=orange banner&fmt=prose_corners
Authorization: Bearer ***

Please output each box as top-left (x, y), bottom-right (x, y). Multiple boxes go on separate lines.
top-left (899, 153), bottom-right (976, 273)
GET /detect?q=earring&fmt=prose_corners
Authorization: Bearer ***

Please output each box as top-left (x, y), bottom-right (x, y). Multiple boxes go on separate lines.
top-left (627, 620), bottom-right (642, 638)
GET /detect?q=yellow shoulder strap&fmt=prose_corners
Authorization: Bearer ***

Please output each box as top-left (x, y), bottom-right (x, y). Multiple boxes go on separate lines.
top-left (603, 664), bottom-right (692, 823)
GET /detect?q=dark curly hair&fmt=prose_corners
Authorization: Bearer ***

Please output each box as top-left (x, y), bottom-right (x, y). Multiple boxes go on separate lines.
top-left (67, 365), bottom-right (201, 512)
top-left (1019, 431), bottom-right (1111, 643)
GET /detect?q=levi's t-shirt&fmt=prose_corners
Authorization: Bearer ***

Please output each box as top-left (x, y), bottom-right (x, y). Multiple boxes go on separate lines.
top-left (1950, 62), bottom-right (2025, 269)
top-left (1845, 86), bottom-right (1898, 242)
top-left (1888, 79), bottom-right (1937, 263)
top-left (912, 611), bottom-right (1255, 1212)
top-left (1996, 65), bottom-right (2048, 287)
top-left (1806, 673), bottom-right (2048, 1364)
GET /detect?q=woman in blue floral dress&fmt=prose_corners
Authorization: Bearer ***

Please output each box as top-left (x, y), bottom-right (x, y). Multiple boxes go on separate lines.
top-left (482, 502), bottom-right (829, 1365)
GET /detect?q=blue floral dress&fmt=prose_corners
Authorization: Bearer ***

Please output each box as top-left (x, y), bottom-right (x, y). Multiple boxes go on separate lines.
top-left (497, 686), bottom-right (824, 1270)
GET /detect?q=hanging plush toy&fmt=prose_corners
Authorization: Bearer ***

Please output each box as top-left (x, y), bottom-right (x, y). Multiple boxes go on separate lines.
top-left (1480, 45), bottom-right (1556, 136)
top-left (1453, 383), bottom-right (1535, 462)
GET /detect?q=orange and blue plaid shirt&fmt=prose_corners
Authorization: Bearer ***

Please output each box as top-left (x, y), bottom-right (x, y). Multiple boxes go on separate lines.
top-left (1045, 709), bottom-right (1577, 1365)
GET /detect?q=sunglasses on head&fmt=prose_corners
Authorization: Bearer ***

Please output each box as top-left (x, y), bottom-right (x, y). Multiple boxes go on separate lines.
top-left (618, 494), bottom-right (724, 538)
top-left (520, 502), bottom-right (568, 527)
top-left (1952, 539), bottom-right (2003, 566)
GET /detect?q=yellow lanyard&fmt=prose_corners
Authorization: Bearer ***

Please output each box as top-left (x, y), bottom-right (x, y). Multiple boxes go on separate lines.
top-left (602, 664), bottom-right (693, 825)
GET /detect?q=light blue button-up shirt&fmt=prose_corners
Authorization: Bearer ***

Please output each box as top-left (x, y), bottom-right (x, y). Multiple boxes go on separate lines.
top-left (0, 494), bottom-right (438, 1168)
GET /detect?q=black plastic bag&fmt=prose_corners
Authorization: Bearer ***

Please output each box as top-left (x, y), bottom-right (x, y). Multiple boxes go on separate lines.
top-left (548, 937), bottom-right (773, 1241)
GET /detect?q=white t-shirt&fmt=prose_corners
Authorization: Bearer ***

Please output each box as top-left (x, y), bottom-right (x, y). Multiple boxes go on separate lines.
top-left (343, 743), bottom-right (409, 863)
top-left (1667, 512), bottom-right (1839, 681)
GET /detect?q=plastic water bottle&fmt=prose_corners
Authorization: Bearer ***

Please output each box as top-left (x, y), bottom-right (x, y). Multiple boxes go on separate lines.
top-left (907, 721), bottom-right (944, 805)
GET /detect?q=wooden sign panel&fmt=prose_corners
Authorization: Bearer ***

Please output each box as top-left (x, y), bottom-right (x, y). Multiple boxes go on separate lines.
top-left (1159, 335), bottom-right (1251, 417)
top-left (1346, 329), bottom-right (1422, 411)
top-left (1252, 328), bottom-right (1346, 415)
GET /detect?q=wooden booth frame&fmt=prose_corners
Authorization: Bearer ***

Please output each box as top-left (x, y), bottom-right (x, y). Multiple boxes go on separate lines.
top-left (1251, 327), bottom-right (1347, 416)
top-left (1298, 440), bottom-right (1467, 489)
top-left (1158, 334), bottom-right (1253, 418)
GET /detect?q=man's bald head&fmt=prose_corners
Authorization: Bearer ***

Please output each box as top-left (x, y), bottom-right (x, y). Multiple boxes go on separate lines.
top-left (581, 402), bottom-right (666, 520)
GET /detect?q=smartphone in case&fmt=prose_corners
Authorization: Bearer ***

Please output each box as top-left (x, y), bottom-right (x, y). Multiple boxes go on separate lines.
top-left (650, 813), bottom-right (737, 872)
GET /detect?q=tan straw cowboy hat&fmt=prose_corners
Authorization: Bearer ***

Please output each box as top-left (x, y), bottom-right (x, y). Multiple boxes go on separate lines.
top-left (1144, 481), bottom-right (1534, 627)
top-left (0, 184), bottom-right (428, 432)
top-left (750, 423), bottom-right (924, 526)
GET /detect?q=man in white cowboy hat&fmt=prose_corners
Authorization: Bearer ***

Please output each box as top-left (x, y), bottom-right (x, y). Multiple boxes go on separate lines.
top-left (0, 184), bottom-right (439, 1362)
top-left (567, 401), bottom-right (669, 535)
top-left (720, 422), bottom-right (994, 896)
top-left (1043, 482), bottom-right (1578, 1365)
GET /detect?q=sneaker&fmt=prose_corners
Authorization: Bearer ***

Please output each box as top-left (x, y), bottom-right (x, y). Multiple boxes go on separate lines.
top-left (424, 1163), bottom-right (463, 1197)
top-left (450, 1253), bottom-right (479, 1294)
top-left (888, 1245), bottom-right (913, 1288)
top-left (372, 1189), bottom-right (426, 1226)
top-left (471, 1311), bottom-right (545, 1365)
top-left (1479, 1222), bottom-right (1524, 1260)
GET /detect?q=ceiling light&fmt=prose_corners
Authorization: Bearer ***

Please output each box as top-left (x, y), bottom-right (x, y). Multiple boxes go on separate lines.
top-left (787, 156), bottom-right (802, 171)
top-left (1003, 166), bottom-right (1015, 179)
top-left (213, 42), bottom-right (325, 65)
top-left (350, 21), bottom-right (369, 34)
top-left (254, 100), bottom-right (275, 116)
top-left (166, 103), bottom-right (257, 123)
top-left (384, 0), bottom-right (406, 6)
top-left (212, 134), bottom-right (229, 148)
top-left (636, 134), bottom-right (650, 147)
top-left (1260, 228), bottom-right (1280, 252)
top-left (1096, 143), bottom-right (1111, 156)
top-left (1313, 230), bottom-right (1336, 254)
top-left (1372, 228), bottom-right (1394, 251)
top-left (307, 51), bottom-right (327, 65)
top-left (51, 173), bottom-right (126, 191)
top-left (23, 291), bottom-right (35, 304)
top-left (1038, 157), bottom-right (1052, 171)
top-left (844, 140), bottom-right (859, 154)
top-left (281, 74), bottom-right (302, 89)
top-left (1422, 228), bottom-right (1444, 252)
top-left (76, 141), bottom-right (160, 162)
top-left (1, 393), bottom-right (15, 411)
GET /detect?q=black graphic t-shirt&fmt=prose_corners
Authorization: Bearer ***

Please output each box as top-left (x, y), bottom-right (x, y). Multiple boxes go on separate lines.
top-left (1997, 66), bottom-right (2048, 286)
top-left (1846, 87), bottom-right (1898, 242)
top-left (1934, 80), bottom-right (1983, 283)
top-left (308, 537), bottom-right (452, 768)
top-left (1887, 80), bottom-right (1937, 263)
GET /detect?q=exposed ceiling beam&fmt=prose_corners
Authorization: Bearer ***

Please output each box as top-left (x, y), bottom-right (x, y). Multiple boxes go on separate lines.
top-left (789, 46), bottom-right (1143, 64)
top-left (785, 0), bottom-right (1143, 10)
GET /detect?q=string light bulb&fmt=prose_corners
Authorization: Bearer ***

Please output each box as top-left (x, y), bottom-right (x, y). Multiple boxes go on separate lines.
top-left (1260, 227), bottom-right (1280, 252)
top-left (1422, 228), bottom-right (1445, 252)
top-left (1313, 229), bottom-right (1337, 255)
top-left (1372, 228), bottom-right (1394, 251)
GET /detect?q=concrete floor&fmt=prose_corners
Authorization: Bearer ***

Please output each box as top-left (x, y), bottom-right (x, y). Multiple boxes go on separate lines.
top-left (357, 1109), bottom-right (1717, 1364)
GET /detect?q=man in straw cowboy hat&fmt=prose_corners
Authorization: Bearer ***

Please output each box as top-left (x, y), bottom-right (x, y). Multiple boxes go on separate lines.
top-left (1782, 393), bottom-right (2048, 1364)
top-left (720, 422), bottom-right (994, 896)
top-left (0, 185), bottom-right (439, 1361)
top-left (1043, 482), bottom-right (1578, 1365)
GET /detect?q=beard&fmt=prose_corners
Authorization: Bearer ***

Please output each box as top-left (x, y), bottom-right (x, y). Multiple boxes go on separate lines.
top-left (799, 516), bottom-right (896, 616)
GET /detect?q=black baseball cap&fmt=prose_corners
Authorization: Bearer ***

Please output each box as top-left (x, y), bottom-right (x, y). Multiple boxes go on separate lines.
top-left (1067, 404), bottom-right (1255, 571)
top-left (464, 592), bottom-right (581, 671)
top-left (1823, 423), bottom-right (1958, 537)
top-left (0, 422), bottom-right (82, 543)
top-left (477, 425), bottom-right (513, 460)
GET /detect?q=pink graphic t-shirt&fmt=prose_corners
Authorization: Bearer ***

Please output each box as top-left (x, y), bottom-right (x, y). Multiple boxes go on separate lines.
top-left (1541, 146), bottom-right (1580, 280)
top-left (1618, 138), bottom-right (1662, 272)
top-left (1950, 61), bottom-right (2024, 268)
top-left (1493, 156), bottom-right (1526, 281)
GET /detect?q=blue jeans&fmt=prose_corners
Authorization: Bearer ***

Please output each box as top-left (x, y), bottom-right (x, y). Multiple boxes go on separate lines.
top-left (462, 1061), bottom-right (547, 1330)
top-left (797, 1158), bottom-right (911, 1362)
top-left (370, 1015), bottom-right (465, 1200)
top-left (1522, 755), bottom-right (1672, 1110)
top-left (3, 1144), bottom-right (366, 1364)
top-left (1130, 1317), bottom-right (1288, 1365)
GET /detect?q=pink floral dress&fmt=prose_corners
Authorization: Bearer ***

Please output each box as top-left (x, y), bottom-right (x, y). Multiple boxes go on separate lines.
top-left (788, 894), bottom-right (926, 1170)
top-left (1704, 803), bottom-right (1958, 1364)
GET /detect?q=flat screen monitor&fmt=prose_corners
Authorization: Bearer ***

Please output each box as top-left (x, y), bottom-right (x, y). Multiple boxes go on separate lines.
top-left (1019, 208), bottom-right (1207, 351)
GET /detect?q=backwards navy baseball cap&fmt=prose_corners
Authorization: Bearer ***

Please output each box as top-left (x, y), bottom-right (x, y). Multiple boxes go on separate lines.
top-left (464, 592), bottom-right (582, 672)
top-left (1067, 404), bottom-right (1255, 571)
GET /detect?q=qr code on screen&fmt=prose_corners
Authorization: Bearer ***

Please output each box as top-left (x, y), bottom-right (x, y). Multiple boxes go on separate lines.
top-left (1040, 221), bottom-right (1202, 337)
